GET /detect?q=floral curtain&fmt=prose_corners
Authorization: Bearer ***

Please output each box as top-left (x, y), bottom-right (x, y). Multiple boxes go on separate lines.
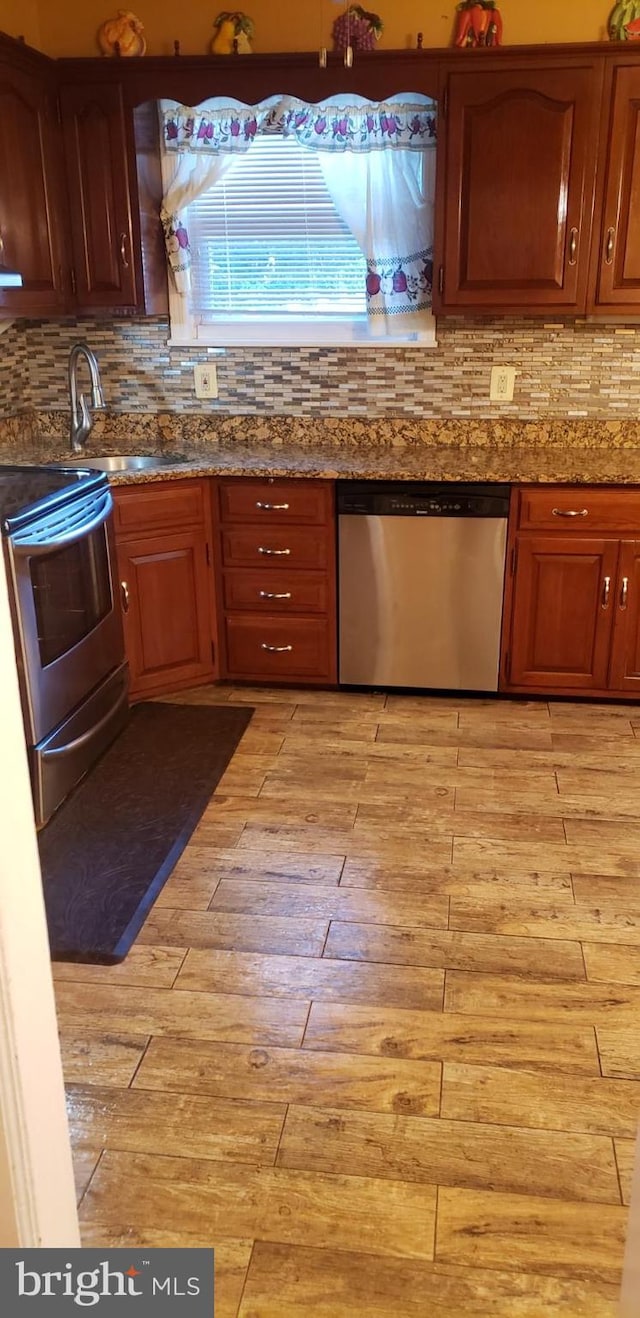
top-left (160, 99), bottom-right (271, 294)
top-left (160, 94), bottom-right (437, 334)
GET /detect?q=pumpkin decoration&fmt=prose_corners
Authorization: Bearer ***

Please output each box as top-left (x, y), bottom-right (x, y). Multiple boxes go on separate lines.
top-left (608, 1), bottom-right (640, 40)
top-left (97, 10), bottom-right (146, 57)
top-left (332, 6), bottom-right (384, 53)
top-left (454, 1), bottom-right (503, 47)
top-left (211, 11), bottom-right (254, 54)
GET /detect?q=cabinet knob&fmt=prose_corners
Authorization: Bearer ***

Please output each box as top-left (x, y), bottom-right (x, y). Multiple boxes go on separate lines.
top-left (261, 643), bottom-right (293, 653)
top-left (601, 575), bottom-right (611, 609)
top-left (605, 227), bottom-right (616, 266)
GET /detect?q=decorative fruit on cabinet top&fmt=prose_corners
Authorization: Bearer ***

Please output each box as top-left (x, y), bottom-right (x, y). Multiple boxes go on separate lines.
top-left (332, 6), bottom-right (384, 53)
top-left (211, 11), bottom-right (254, 54)
top-left (97, 9), bottom-right (146, 56)
top-left (454, 1), bottom-right (503, 47)
top-left (608, 1), bottom-right (640, 40)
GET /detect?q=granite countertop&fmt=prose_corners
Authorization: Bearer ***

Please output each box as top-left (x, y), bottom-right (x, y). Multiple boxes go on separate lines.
top-left (94, 442), bottom-right (640, 487)
top-left (4, 413), bottom-right (640, 485)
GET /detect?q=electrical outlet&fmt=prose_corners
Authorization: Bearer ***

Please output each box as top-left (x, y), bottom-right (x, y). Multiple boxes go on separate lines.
top-left (490, 365), bottom-right (516, 402)
top-left (194, 364), bottom-right (218, 399)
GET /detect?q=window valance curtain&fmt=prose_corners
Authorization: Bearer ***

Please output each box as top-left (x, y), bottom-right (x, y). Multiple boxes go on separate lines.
top-left (160, 94), bottom-right (437, 335)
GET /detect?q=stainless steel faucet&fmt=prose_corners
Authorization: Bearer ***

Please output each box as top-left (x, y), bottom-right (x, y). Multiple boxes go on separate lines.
top-left (69, 342), bottom-right (106, 453)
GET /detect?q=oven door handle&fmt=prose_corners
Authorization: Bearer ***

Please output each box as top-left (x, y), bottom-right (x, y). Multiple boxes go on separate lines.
top-left (11, 491), bottom-right (113, 557)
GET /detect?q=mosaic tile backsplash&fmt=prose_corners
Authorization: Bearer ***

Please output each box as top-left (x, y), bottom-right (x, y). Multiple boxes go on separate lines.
top-left (1, 315), bottom-right (640, 421)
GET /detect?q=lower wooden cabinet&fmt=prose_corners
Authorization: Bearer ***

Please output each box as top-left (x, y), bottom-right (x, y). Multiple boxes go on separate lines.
top-left (112, 480), bottom-right (216, 700)
top-left (507, 536), bottom-right (619, 691)
top-left (502, 486), bottom-right (640, 697)
top-left (608, 540), bottom-right (640, 692)
top-left (215, 477), bottom-right (337, 685)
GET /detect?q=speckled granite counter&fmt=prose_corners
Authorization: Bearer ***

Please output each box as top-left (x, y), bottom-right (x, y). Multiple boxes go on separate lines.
top-left (3, 412), bottom-right (640, 484)
top-left (88, 443), bottom-right (640, 486)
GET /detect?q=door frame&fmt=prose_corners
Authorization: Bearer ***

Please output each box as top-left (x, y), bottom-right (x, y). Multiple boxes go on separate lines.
top-left (0, 558), bottom-right (79, 1246)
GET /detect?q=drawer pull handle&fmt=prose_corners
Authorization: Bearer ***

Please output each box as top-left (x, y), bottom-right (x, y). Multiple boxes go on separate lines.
top-left (119, 232), bottom-right (130, 269)
top-left (258, 547), bottom-right (291, 556)
top-left (605, 227), bottom-right (616, 265)
top-left (568, 227), bottom-right (578, 265)
top-left (259, 590), bottom-right (292, 600)
top-left (602, 575), bottom-right (611, 609)
top-left (620, 576), bottom-right (629, 610)
top-left (552, 508), bottom-right (588, 518)
top-left (120, 580), bottom-right (130, 613)
top-left (261, 643), bottom-right (293, 653)
top-left (256, 501), bottom-right (290, 511)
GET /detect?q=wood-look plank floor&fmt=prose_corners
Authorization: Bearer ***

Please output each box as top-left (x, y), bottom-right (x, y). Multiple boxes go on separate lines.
top-left (53, 685), bottom-right (639, 1316)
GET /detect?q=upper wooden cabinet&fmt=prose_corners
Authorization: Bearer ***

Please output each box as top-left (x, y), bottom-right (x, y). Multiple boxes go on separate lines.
top-left (591, 63), bottom-right (640, 312)
top-left (436, 60), bottom-right (603, 314)
top-left (0, 55), bottom-right (67, 315)
top-left (59, 85), bottom-right (166, 315)
top-left (60, 83), bottom-right (138, 310)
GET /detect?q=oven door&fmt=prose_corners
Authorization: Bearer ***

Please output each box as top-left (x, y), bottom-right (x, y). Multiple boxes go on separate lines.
top-left (7, 486), bottom-right (125, 745)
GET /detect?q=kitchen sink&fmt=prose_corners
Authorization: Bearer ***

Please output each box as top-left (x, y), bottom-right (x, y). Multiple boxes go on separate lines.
top-left (53, 454), bottom-right (189, 472)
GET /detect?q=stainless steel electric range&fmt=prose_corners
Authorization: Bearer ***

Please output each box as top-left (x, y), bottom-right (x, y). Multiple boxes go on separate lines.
top-left (1, 465), bottom-right (129, 827)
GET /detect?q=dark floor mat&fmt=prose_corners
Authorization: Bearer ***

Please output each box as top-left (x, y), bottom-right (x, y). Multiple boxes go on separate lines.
top-left (38, 700), bottom-right (253, 964)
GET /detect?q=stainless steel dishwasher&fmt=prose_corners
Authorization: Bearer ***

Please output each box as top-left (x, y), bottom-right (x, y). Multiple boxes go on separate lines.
top-left (338, 481), bottom-right (511, 691)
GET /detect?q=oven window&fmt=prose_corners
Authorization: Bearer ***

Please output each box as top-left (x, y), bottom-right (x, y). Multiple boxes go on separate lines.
top-left (30, 527), bottom-right (113, 667)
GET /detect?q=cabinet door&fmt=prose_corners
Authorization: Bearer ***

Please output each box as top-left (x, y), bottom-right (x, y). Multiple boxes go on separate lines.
top-left (117, 529), bottom-right (214, 699)
top-left (609, 540), bottom-right (640, 692)
top-left (438, 63), bottom-right (602, 312)
top-left (60, 82), bottom-right (138, 310)
top-left (594, 65), bottom-right (640, 311)
top-left (0, 62), bottom-right (67, 315)
top-left (507, 536), bottom-right (619, 691)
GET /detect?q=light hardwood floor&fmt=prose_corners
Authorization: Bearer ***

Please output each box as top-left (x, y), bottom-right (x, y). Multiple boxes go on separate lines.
top-left (53, 686), bottom-right (640, 1316)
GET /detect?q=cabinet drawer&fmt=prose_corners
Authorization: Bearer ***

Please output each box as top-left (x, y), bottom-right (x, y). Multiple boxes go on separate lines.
top-left (225, 615), bottom-right (333, 679)
top-left (219, 479), bottom-right (331, 526)
top-left (221, 525), bottom-right (330, 570)
top-left (517, 487), bottom-right (640, 533)
top-left (113, 480), bottom-right (206, 537)
top-left (223, 569), bottom-right (330, 614)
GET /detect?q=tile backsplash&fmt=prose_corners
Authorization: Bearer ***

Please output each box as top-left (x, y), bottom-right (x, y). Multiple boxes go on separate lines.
top-left (2, 315), bottom-right (640, 420)
top-left (0, 323), bottom-right (30, 413)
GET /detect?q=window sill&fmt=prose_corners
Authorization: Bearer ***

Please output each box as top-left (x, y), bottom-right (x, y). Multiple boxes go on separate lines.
top-left (166, 330), bottom-right (438, 350)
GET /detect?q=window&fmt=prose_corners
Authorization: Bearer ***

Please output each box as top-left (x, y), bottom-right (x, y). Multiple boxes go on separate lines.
top-left (188, 134), bottom-right (369, 334)
top-left (162, 95), bottom-right (437, 349)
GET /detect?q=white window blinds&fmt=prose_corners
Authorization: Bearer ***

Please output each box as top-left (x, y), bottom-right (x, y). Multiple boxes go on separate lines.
top-left (186, 134), bottom-right (368, 324)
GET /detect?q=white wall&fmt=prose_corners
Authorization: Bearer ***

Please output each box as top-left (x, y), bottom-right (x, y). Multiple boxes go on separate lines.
top-left (0, 556), bottom-right (79, 1246)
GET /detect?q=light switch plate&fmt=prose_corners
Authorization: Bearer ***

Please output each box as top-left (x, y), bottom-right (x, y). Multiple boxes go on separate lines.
top-left (490, 365), bottom-right (516, 402)
top-left (194, 364), bottom-right (218, 399)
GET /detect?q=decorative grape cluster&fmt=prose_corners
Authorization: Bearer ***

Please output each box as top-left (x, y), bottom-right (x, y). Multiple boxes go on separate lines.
top-left (332, 6), bottom-right (383, 53)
